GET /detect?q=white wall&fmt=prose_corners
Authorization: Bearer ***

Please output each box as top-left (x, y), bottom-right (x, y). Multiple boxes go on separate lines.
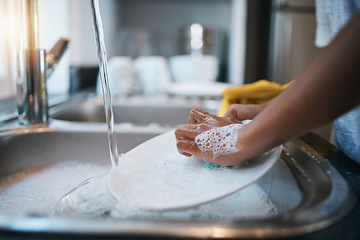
top-left (0, 0), bottom-right (120, 99)
top-left (0, 0), bottom-right (16, 99)
top-left (68, 0), bottom-right (118, 66)
top-left (38, 0), bottom-right (70, 95)
top-left (229, 0), bottom-right (247, 85)
top-left (0, 0), bottom-right (71, 98)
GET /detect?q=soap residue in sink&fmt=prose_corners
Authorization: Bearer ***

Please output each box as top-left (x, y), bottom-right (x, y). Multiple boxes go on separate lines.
top-left (0, 161), bottom-right (109, 214)
top-left (0, 161), bottom-right (278, 220)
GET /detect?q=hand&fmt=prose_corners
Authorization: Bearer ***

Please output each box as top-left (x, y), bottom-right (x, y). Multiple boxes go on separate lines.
top-left (223, 103), bottom-right (266, 120)
top-left (187, 108), bottom-right (242, 126)
top-left (175, 108), bottom-right (248, 166)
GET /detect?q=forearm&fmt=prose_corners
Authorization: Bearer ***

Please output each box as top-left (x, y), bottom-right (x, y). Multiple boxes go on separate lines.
top-left (238, 11), bottom-right (360, 158)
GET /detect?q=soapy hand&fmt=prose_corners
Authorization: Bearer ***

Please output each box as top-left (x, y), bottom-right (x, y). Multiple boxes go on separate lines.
top-left (175, 108), bottom-right (250, 166)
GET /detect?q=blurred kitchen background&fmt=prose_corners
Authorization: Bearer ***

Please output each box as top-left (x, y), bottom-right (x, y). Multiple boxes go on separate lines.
top-left (0, 0), bottom-right (321, 100)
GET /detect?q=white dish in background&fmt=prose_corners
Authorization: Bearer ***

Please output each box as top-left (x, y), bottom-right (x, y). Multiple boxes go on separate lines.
top-left (108, 130), bottom-right (281, 211)
top-left (167, 82), bottom-right (233, 98)
top-left (169, 55), bottom-right (219, 83)
top-left (96, 57), bottom-right (138, 97)
top-left (134, 56), bottom-right (172, 96)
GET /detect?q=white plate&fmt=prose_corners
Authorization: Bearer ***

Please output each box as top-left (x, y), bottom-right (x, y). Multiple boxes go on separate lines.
top-left (108, 130), bottom-right (281, 211)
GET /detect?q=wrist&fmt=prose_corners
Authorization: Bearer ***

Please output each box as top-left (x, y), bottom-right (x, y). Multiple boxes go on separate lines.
top-left (234, 122), bottom-right (267, 161)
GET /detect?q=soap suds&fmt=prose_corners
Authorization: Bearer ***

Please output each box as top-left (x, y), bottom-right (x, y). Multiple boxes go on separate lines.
top-left (0, 161), bottom-right (109, 214)
top-left (0, 160), bottom-right (278, 220)
top-left (195, 124), bottom-right (244, 158)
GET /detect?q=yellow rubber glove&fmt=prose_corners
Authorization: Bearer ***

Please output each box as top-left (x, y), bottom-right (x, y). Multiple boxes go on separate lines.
top-left (217, 80), bottom-right (292, 117)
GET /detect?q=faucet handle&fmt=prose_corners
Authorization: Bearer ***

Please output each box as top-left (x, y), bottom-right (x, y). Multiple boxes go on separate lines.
top-left (46, 37), bottom-right (70, 77)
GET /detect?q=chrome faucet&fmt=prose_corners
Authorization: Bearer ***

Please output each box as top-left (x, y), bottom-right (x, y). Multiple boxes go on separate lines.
top-left (15, 0), bottom-right (69, 125)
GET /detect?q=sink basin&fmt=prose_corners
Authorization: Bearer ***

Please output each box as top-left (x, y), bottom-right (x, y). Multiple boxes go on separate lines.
top-left (51, 98), bottom-right (218, 126)
top-left (0, 121), bottom-right (161, 177)
top-left (0, 118), bottom-right (356, 238)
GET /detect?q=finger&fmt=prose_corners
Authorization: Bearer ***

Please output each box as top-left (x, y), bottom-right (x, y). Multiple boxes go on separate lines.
top-left (177, 139), bottom-right (218, 163)
top-left (175, 127), bottom-right (197, 141)
top-left (176, 139), bottom-right (199, 156)
top-left (223, 116), bottom-right (243, 124)
top-left (181, 152), bottom-right (192, 157)
top-left (223, 104), bottom-right (259, 120)
top-left (188, 108), bottom-right (211, 124)
top-left (223, 104), bottom-right (239, 118)
top-left (175, 124), bottom-right (213, 141)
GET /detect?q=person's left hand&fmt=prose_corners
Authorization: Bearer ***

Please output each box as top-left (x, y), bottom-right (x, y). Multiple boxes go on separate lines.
top-left (175, 108), bottom-right (243, 163)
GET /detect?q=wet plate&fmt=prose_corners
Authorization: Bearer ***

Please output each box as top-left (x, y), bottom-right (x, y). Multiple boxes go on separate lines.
top-left (109, 130), bottom-right (281, 211)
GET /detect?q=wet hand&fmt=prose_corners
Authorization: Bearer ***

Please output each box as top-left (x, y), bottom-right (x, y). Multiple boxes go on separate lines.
top-left (223, 104), bottom-right (264, 120)
top-left (187, 108), bottom-right (242, 126)
top-left (175, 108), bottom-right (247, 166)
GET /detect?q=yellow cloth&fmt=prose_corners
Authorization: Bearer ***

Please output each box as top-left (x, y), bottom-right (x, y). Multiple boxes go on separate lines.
top-left (217, 80), bottom-right (292, 117)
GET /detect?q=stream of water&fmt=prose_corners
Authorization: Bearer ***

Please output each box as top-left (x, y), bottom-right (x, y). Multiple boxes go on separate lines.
top-left (90, 0), bottom-right (120, 167)
top-left (53, 0), bottom-right (122, 216)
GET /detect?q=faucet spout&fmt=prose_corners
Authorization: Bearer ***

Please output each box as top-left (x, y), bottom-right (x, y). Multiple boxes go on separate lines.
top-left (16, 0), bottom-right (69, 125)
top-left (46, 37), bottom-right (69, 78)
top-left (16, 48), bottom-right (47, 125)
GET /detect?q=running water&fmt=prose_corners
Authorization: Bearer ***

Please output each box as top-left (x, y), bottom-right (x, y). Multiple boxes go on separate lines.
top-left (90, 0), bottom-right (119, 167)
top-left (54, 0), bottom-right (121, 216)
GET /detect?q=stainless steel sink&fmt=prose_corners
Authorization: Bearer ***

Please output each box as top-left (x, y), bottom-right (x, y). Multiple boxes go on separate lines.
top-left (51, 98), bottom-right (218, 127)
top-left (0, 117), bottom-right (356, 238)
top-left (0, 121), bottom-right (161, 177)
top-left (0, 95), bottom-right (356, 238)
